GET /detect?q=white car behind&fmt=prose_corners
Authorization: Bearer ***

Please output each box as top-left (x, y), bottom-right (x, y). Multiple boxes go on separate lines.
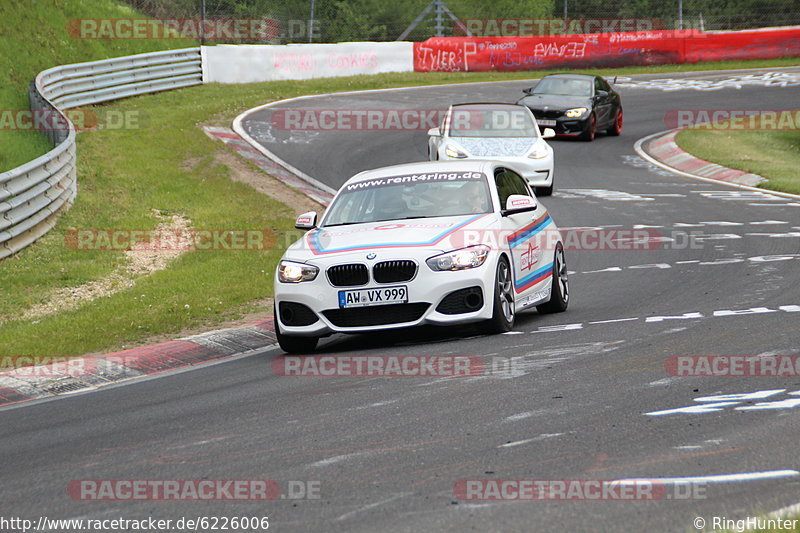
top-left (427, 103), bottom-right (556, 195)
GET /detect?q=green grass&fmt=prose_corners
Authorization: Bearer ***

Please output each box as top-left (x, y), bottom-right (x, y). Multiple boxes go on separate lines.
top-left (676, 127), bottom-right (800, 195)
top-left (1, 9), bottom-right (799, 359)
top-left (0, 0), bottom-right (195, 172)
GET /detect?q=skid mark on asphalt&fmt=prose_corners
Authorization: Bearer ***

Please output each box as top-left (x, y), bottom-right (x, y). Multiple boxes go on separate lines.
top-left (562, 219), bottom-right (791, 231)
top-left (529, 304), bottom-right (800, 335)
top-left (334, 493), bottom-right (413, 522)
top-left (693, 190), bottom-right (800, 207)
top-left (647, 390), bottom-right (800, 416)
top-left (569, 253), bottom-right (800, 277)
top-left (478, 341), bottom-right (625, 380)
top-left (505, 412), bottom-right (534, 422)
top-left (556, 179), bottom-right (800, 208)
top-left (585, 447), bottom-right (746, 474)
top-left (614, 72), bottom-right (800, 92)
top-left (559, 188), bottom-right (655, 201)
top-left (498, 433), bottom-right (565, 448)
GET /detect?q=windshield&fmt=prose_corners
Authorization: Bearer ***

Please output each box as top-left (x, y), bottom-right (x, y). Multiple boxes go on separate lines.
top-left (323, 172), bottom-right (492, 226)
top-left (532, 78), bottom-right (592, 97)
top-left (448, 105), bottom-right (538, 138)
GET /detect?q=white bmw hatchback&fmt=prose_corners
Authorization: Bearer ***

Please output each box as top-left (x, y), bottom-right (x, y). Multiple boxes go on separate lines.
top-left (427, 103), bottom-right (556, 195)
top-left (274, 160), bottom-right (569, 353)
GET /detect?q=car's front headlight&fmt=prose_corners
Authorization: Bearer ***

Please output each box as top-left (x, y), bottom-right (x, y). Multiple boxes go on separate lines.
top-left (445, 144), bottom-right (468, 159)
top-left (527, 143), bottom-right (550, 159)
top-left (278, 260), bottom-right (319, 283)
top-left (565, 107), bottom-right (588, 118)
top-left (427, 245), bottom-right (490, 271)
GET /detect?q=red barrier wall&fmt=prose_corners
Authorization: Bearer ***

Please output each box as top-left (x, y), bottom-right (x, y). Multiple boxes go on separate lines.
top-left (413, 27), bottom-right (800, 72)
top-left (684, 27), bottom-right (800, 63)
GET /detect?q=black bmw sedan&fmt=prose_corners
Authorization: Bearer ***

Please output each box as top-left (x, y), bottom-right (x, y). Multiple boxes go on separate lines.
top-left (516, 74), bottom-right (623, 141)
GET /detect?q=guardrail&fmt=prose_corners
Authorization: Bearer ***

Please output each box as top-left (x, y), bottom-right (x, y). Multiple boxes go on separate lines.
top-left (0, 47), bottom-right (202, 259)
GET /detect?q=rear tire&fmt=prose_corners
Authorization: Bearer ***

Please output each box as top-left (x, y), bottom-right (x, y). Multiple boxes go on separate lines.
top-left (608, 108), bottom-right (623, 136)
top-left (486, 257), bottom-right (515, 333)
top-left (580, 114), bottom-right (596, 142)
top-left (536, 244), bottom-right (569, 314)
top-left (274, 309), bottom-right (318, 354)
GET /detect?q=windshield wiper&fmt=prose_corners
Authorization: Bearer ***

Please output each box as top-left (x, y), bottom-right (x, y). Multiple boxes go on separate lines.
top-left (323, 221), bottom-right (365, 227)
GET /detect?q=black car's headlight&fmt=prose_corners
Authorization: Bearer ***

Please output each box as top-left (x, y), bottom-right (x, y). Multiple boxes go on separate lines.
top-left (565, 107), bottom-right (588, 118)
top-left (427, 245), bottom-right (490, 271)
top-left (278, 260), bottom-right (319, 283)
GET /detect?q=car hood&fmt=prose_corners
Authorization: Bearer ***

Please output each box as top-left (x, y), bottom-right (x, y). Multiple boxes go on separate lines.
top-left (450, 137), bottom-right (536, 157)
top-left (284, 214), bottom-right (498, 262)
top-left (517, 94), bottom-right (591, 111)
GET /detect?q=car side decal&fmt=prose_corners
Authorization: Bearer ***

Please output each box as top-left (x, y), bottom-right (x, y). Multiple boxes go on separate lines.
top-left (505, 211), bottom-right (555, 293)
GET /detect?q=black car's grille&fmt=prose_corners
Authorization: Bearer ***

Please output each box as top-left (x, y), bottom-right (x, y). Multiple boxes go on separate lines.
top-left (323, 303), bottom-right (430, 327)
top-left (327, 264), bottom-right (369, 287)
top-left (279, 302), bottom-right (319, 326)
top-left (532, 109), bottom-right (563, 119)
top-left (436, 286), bottom-right (484, 315)
top-left (373, 260), bottom-right (417, 283)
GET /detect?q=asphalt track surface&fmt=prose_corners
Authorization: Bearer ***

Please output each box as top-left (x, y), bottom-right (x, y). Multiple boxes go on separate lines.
top-left (2, 69), bottom-right (800, 533)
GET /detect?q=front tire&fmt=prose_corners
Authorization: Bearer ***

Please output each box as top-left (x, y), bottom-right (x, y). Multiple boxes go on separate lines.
top-left (274, 309), bottom-right (318, 354)
top-left (580, 113), bottom-right (596, 142)
top-left (607, 107), bottom-right (623, 136)
top-left (536, 244), bottom-right (569, 314)
top-left (486, 256), bottom-right (515, 333)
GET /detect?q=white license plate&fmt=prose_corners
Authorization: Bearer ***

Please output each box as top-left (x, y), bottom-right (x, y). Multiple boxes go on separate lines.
top-left (538, 119), bottom-right (556, 126)
top-left (338, 286), bottom-right (408, 308)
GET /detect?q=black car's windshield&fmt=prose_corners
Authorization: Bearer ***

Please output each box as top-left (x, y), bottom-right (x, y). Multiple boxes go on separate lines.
top-left (532, 78), bottom-right (592, 97)
top-left (323, 174), bottom-right (492, 226)
top-left (447, 105), bottom-right (538, 138)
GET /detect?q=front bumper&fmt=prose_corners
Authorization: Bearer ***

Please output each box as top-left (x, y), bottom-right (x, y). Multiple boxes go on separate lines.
top-left (441, 153), bottom-right (554, 188)
top-left (274, 258), bottom-right (498, 337)
top-left (536, 116), bottom-right (588, 136)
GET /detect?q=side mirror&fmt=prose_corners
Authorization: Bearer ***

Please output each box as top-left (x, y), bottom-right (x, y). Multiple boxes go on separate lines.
top-left (295, 211), bottom-right (317, 230)
top-left (542, 128), bottom-right (556, 139)
top-left (523, 87), bottom-right (533, 95)
top-left (502, 194), bottom-right (537, 216)
top-left (427, 127), bottom-right (440, 137)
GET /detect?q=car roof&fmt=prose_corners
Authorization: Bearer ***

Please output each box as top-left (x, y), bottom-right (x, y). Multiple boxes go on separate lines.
top-left (540, 73), bottom-right (596, 80)
top-left (346, 160), bottom-right (498, 184)
top-left (450, 102), bottom-right (529, 109)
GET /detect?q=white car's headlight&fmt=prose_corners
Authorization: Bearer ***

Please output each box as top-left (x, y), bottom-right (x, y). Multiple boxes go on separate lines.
top-left (445, 144), bottom-right (468, 159)
top-left (565, 107), bottom-right (588, 118)
top-left (527, 144), bottom-right (550, 159)
top-left (427, 245), bottom-right (490, 271)
top-left (278, 260), bottom-right (319, 283)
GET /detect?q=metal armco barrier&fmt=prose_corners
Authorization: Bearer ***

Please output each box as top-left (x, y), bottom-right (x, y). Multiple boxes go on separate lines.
top-left (0, 47), bottom-right (202, 259)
